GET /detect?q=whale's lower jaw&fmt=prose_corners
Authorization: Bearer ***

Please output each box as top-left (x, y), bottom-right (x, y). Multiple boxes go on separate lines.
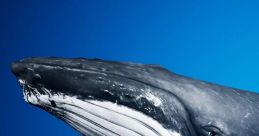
top-left (18, 79), bottom-right (181, 136)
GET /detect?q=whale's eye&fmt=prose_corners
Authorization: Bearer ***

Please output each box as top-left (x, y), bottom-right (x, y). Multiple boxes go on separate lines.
top-left (208, 131), bottom-right (217, 136)
top-left (202, 125), bottom-right (223, 136)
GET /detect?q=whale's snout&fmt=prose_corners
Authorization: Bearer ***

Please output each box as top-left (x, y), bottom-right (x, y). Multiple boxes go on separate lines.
top-left (11, 59), bottom-right (43, 86)
top-left (11, 62), bottom-right (26, 77)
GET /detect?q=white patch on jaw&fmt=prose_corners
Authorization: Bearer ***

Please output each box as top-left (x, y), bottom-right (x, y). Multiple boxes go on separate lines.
top-left (145, 92), bottom-right (162, 107)
top-left (18, 79), bottom-right (25, 84)
top-left (244, 112), bottom-right (251, 118)
top-left (21, 85), bottom-right (181, 136)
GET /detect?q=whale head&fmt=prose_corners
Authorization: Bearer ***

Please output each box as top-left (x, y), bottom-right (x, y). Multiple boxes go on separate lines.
top-left (11, 57), bottom-right (194, 136)
top-left (12, 57), bottom-right (259, 136)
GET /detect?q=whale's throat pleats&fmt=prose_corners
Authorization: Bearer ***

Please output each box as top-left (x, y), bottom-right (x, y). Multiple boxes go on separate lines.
top-left (22, 91), bottom-right (181, 135)
top-left (56, 98), bottom-right (182, 136)
top-left (18, 79), bottom-right (181, 136)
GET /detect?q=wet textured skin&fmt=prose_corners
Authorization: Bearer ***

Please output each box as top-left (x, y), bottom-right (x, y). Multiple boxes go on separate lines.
top-left (11, 57), bottom-right (259, 136)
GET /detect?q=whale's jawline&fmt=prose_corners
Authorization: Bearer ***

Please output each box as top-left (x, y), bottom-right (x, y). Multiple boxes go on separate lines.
top-left (17, 79), bottom-right (181, 136)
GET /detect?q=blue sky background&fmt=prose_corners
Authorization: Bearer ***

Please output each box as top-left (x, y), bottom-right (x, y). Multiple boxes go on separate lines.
top-left (1, 0), bottom-right (259, 135)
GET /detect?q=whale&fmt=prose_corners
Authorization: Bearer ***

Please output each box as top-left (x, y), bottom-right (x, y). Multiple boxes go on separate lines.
top-left (11, 57), bottom-right (259, 136)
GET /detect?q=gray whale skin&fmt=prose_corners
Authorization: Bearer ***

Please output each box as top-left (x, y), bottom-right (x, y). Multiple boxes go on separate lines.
top-left (11, 57), bottom-right (259, 136)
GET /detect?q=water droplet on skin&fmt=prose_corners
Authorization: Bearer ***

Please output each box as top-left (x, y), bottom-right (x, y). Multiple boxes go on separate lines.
top-left (96, 77), bottom-right (104, 82)
top-left (78, 73), bottom-right (86, 79)
top-left (118, 83), bottom-right (125, 88)
top-left (104, 89), bottom-right (114, 95)
top-left (34, 73), bottom-right (41, 80)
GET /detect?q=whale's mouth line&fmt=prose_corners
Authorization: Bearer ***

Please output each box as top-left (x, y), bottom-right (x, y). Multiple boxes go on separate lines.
top-left (17, 79), bottom-right (182, 136)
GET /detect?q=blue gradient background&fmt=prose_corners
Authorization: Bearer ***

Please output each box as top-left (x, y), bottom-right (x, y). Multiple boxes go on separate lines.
top-left (1, 0), bottom-right (259, 135)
